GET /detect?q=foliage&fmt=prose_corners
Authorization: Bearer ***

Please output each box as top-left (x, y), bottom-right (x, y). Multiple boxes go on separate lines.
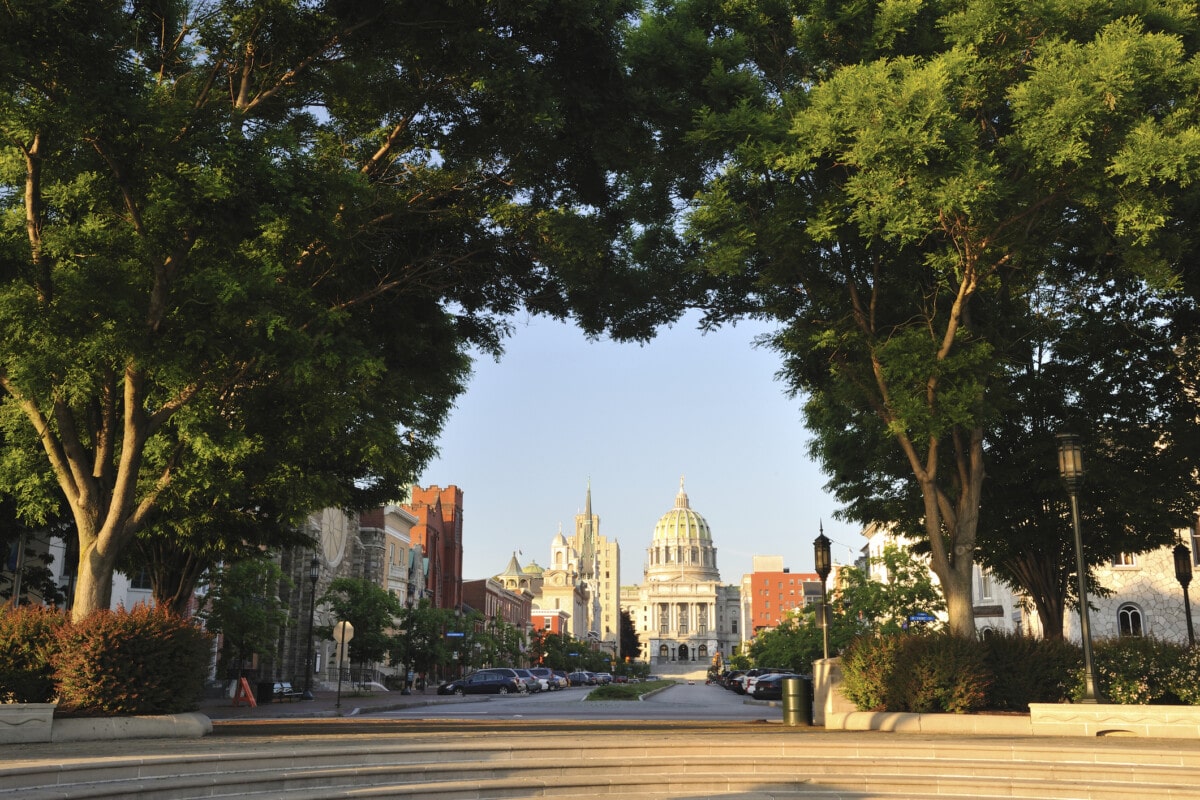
top-left (1167, 646), bottom-right (1200, 705)
top-left (748, 615), bottom-right (825, 674)
top-left (981, 632), bottom-right (1080, 711)
top-left (891, 634), bottom-right (991, 714)
top-left (630, 0), bottom-right (1200, 638)
top-left (318, 577), bottom-right (404, 668)
top-left (0, 0), bottom-right (650, 622)
top-left (0, 603), bottom-right (67, 703)
top-left (51, 605), bottom-right (211, 715)
top-left (390, 600), bottom-right (456, 680)
top-left (839, 634), bottom-right (904, 712)
top-left (1078, 637), bottom-right (1182, 705)
top-left (586, 679), bottom-right (673, 701)
top-left (198, 558), bottom-right (292, 675)
top-left (619, 609), bottom-right (642, 663)
top-left (839, 543), bottom-right (946, 635)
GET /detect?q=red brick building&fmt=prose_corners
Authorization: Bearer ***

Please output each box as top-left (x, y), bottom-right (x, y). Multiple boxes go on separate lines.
top-left (748, 569), bottom-right (823, 633)
top-left (402, 485), bottom-right (464, 611)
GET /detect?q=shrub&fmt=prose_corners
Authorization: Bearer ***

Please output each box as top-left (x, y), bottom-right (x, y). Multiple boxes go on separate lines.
top-left (1078, 637), bottom-right (1179, 705)
top-left (840, 634), bottom-right (902, 711)
top-left (0, 604), bottom-right (68, 703)
top-left (52, 605), bottom-right (212, 715)
top-left (891, 633), bottom-right (991, 713)
top-left (1167, 645), bottom-right (1200, 705)
top-left (982, 632), bottom-right (1079, 711)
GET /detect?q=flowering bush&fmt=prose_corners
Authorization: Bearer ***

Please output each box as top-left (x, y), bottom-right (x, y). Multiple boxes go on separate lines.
top-left (1074, 637), bottom-right (1179, 704)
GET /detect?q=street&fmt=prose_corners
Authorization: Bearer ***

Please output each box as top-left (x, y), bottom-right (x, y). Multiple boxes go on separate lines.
top-left (367, 680), bottom-right (782, 722)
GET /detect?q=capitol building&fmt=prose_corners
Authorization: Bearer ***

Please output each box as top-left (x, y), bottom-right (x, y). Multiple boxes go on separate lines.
top-left (620, 479), bottom-right (742, 674)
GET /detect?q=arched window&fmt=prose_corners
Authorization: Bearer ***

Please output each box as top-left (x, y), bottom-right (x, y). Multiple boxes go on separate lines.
top-left (698, 644), bottom-right (708, 659)
top-left (678, 644), bottom-right (689, 661)
top-left (658, 644), bottom-right (669, 661)
top-left (1118, 604), bottom-right (1144, 637)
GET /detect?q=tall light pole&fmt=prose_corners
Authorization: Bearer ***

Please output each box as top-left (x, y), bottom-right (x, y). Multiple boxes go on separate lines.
top-left (303, 555), bottom-right (320, 699)
top-left (1174, 540), bottom-right (1195, 647)
top-left (1056, 432), bottom-right (1102, 703)
top-left (814, 523), bottom-right (832, 661)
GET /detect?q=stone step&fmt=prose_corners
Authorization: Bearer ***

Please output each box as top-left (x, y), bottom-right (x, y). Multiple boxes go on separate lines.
top-left (5, 735), bottom-right (1197, 800)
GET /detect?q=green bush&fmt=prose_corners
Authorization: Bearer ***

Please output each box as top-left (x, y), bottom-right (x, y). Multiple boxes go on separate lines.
top-left (0, 604), bottom-right (68, 703)
top-left (1079, 637), bottom-right (1180, 705)
top-left (840, 633), bottom-right (902, 711)
top-left (52, 605), bottom-right (212, 715)
top-left (982, 632), bottom-right (1079, 711)
top-left (1167, 645), bottom-right (1200, 705)
top-left (891, 633), bottom-right (991, 713)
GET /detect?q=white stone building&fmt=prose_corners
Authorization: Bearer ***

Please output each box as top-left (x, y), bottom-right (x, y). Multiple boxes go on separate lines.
top-left (621, 479), bottom-right (742, 674)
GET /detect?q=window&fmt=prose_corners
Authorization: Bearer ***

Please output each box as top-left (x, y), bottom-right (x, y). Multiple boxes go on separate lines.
top-left (1113, 553), bottom-right (1138, 568)
top-left (1118, 604), bottom-right (1144, 637)
top-left (731, 619), bottom-right (738, 634)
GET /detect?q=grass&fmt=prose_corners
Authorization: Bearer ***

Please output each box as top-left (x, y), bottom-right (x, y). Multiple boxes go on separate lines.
top-left (585, 679), bottom-right (675, 701)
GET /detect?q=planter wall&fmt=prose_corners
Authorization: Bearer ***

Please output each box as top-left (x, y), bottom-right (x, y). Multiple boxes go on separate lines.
top-left (0, 703), bottom-right (55, 744)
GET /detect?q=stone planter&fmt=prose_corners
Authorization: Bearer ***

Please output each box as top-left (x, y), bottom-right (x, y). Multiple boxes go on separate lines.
top-left (1029, 703), bottom-right (1200, 738)
top-left (0, 703), bottom-right (55, 744)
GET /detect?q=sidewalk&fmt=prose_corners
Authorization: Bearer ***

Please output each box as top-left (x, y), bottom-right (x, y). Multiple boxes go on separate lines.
top-left (201, 685), bottom-right (456, 720)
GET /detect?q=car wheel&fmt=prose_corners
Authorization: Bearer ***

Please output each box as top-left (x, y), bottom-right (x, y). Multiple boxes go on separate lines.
top-left (453, 687), bottom-right (464, 696)
top-left (498, 686), bottom-right (509, 694)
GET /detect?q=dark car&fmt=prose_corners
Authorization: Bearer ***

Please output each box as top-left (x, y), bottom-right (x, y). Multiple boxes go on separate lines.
top-left (566, 671), bottom-right (591, 686)
top-left (748, 672), bottom-right (805, 701)
top-left (437, 669), bottom-right (522, 696)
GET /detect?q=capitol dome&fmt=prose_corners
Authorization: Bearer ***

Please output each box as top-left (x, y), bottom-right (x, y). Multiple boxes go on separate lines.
top-left (652, 478), bottom-right (711, 542)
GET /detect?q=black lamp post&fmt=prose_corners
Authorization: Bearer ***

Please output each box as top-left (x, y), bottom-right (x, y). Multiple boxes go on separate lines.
top-left (1056, 432), bottom-right (1102, 702)
top-left (814, 524), bottom-right (832, 661)
top-left (1173, 540), bottom-right (1195, 647)
top-left (303, 555), bottom-right (320, 699)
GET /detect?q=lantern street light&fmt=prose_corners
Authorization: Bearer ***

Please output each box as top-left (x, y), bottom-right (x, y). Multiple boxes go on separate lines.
top-left (1173, 540), bottom-right (1195, 647)
top-left (1056, 432), bottom-right (1102, 702)
top-left (303, 555), bottom-right (320, 699)
top-left (814, 523), bottom-right (832, 661)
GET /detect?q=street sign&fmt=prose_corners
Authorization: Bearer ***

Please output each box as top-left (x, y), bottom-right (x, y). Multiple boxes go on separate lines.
top-left (446, 631), bottom-right (465, 638)
top-left (908, 612), bottom-right (936, 623)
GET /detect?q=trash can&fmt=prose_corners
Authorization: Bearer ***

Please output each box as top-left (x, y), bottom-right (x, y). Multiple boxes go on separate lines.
top-left (256, 680), bottom-right (276, 705)
top-left (781, 676), bottom-right (812, 727)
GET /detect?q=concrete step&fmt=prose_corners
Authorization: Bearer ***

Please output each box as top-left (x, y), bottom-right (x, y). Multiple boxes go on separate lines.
top-left (5, 731), bottom-right (1199, 800)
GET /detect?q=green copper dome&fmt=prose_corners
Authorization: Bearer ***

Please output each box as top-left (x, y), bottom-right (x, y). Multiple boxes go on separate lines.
top-left (652, 478), bottom-right (711, 542)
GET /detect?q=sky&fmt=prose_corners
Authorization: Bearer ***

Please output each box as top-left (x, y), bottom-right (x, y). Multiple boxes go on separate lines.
top-left (417, 311), bottom-right (865, 587)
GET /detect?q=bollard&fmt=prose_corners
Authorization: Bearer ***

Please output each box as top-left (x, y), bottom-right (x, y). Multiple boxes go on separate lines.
top-left (781, 676), bottom-right (812, 726)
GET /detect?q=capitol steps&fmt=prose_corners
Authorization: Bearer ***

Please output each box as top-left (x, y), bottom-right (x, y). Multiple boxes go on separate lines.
top-left (5, 731), bottom-right (1200, 799)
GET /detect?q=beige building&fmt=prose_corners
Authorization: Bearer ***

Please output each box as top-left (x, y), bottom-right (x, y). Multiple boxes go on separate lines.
top-left (621, 479), bottom-right (742, 673)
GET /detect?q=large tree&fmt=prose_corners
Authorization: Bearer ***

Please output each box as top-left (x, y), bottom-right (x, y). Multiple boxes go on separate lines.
top-left (629, 0), bottom-right (1200, 635)
top-left (0, 0), bottom-right (645, 620)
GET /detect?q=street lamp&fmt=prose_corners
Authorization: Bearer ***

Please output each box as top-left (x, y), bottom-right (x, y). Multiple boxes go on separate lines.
top-left (1056, 431), bottom-right (1102, 702)
top-left (303, 555), bottom-right (320, 699)
top-left (814, 523), bottom-right (832, 661)
top-left (1174, 539), bottom-right (1195, 647)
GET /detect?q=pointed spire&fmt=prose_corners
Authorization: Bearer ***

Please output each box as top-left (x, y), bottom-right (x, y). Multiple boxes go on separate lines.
top-left (585, 478), bottom-right (592, 518)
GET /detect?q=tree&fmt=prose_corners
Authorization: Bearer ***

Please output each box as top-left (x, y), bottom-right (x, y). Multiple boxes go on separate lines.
top-left (0, 0), bottom-right (647, 621)
top-left (839, 543), bottom-right (946, 635)
top-left (618, 609), bottom-right (641, 663)
top-left (199, 558), bottom-right (292, 677)
top-left (976, 275), bottom-right (1200, 638)
top-left (391, 600), bottom-right (454, 685)
top-left (317, 577), bottom-right (404, 674)
top-left (629, 0), bottom-right (1200, 635)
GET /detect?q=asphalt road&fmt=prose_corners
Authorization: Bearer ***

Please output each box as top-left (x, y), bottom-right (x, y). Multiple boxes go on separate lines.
top-left (365, 680), bottom-right (782, 723)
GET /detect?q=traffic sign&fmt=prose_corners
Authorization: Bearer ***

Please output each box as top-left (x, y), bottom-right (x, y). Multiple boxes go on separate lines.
top-left (908, 612), bottom-right (936, 623)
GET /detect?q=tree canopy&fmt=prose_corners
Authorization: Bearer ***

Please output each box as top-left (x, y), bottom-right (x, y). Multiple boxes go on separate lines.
top-left (0, 0), bottom-right (648, 620)
top-left (626, 0), bottom-right (1200, 635)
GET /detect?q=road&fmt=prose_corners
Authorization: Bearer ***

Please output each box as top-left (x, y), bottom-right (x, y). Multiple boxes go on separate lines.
top-left (366, 681), bottom-right (783, 723)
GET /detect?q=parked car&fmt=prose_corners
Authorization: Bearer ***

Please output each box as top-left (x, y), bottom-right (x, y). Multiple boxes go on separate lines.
top-left (749, 673), bottom-right (806, 701)
top-left (437, 669), bottom-right (522, 696)
top-left (513, 668), bottom-right (546, 693)
top-left (566, 671), bottom-right (591, 686)
top-left (552, 669), bottom-right (570, 688)
top-left (594, 672), bottom-right (613, 685)
top-left (529, 667), bottom-right (567, 689)
top-left (722, 670), bottom-right (746, 690)
top-left (743, 668), bottom-right (790, 696)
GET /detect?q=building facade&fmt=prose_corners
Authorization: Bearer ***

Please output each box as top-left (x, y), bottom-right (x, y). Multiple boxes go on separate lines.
top-left (621, 479), bottom-right (742, 670)
top-left (401, 485), bottom-right (464, 611)
top-left (744, 554), bottom-right (822, 633)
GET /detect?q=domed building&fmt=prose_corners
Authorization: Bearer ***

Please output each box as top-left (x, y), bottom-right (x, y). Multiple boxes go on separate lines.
top-left (621, 479), bottom-right (742, 674)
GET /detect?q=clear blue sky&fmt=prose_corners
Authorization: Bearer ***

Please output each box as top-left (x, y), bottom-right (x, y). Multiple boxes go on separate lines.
top-left (418, 311), bottom-right (864, 587)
